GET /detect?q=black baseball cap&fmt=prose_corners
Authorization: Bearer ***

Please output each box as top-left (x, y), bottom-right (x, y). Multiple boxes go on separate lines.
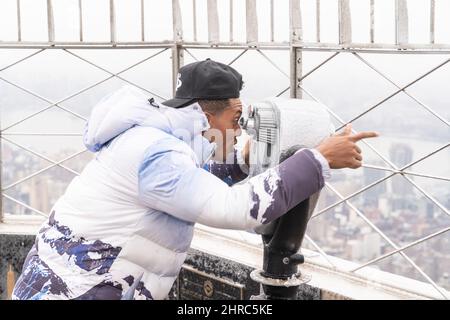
top-left (162, 59), bottom-right (244, 108)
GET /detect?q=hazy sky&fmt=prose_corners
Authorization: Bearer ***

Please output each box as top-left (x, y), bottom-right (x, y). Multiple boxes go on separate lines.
top-left (1, 0), bottom-right (450, 44)
top-left (0, 0), bottom-right (449, 172)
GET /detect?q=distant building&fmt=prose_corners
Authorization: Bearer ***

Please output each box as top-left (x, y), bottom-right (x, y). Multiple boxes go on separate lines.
top-left (389, 143), bottom-right (413, 168)
top-left (389, 143), bottom-right (414, 196)
top-left (363, 161), bottom-right (387, 205)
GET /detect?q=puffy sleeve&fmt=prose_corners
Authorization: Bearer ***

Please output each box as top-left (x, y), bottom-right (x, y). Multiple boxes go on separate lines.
top-left (138, 139), bottom-right (325, 230)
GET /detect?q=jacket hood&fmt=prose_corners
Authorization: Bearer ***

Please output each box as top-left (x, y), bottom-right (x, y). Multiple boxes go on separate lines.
top-left (83, 85), bottom-right (215, 163)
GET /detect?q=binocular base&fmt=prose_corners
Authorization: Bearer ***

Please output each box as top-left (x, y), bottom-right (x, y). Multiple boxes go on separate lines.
top-left (250, 269), bottom-right (311, 300)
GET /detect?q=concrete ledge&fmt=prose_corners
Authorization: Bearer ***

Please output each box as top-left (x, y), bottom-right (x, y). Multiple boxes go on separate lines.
top-left (1, 219), bottom-right (448, 300)
top-left (191, 225), bottom-right (449, 300)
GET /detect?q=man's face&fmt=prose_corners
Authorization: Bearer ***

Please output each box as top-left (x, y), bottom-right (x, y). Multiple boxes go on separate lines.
top-left (203, 98), bottom-right (243, 162)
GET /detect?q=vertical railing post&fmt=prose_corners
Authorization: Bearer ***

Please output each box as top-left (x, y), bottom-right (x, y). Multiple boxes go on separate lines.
top-left (172, 0), bottom-right (184, 97)
top-left (316, 0), bottom-right (320, 43)
top-left (246, 0), bottom-right (258, 44)
top-left (193, 0), bottom-right (198, 42)
top-left (46, 0), bottom-right (55, 43)
top-left (140, 0), bottom-right (145, 42)
top-left (207, 0), bottom-right (220, 44)
top-left (78, 0), bottom-right (83, 42)
top-left (370, 0), bottom-right (375, 43)
top-left (229, 0), bottom-right (234, 42)
top-left (338, 0), bottom-right (352, 45)
top-left (17, 0), bottom-right (22, 42)
top-left (270, 0), bottom-right (274, 42)
top-left (430, 0), bottom-right (435, 44)
top-left (109, 0), bottom-right (117, 45)
top-left (289, 0), bottom-right (302, 99)
top-left (395, 0), bottom-right (409, 46)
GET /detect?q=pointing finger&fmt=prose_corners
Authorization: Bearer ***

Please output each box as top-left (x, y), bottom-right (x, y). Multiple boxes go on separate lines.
top-left (350, 131), bottom-right (379, 142)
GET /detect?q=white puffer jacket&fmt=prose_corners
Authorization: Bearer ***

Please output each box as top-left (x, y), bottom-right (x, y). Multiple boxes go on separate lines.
top-left (12, 86), bottom-right (329, 300)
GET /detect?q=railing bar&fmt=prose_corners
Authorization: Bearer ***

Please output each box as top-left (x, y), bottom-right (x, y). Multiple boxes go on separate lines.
top-left (116, 77), bottom-right (167, 100)
top-left (0, 77), bottom-right (87, 122)
top-left (370, 0), bottom-right (375, 43)
top-left (66, 47), bottom-right (168, 76)
top-left (16, 0), bottom-right (22, 42)
top-left (352, 52), bottom-right (450, 127)
top-left (312, 143), bottom-right (449, 218)
top-left (141, 0), bottom-right (145, 42)
top-left (297, 84), bottom-right (397, 168)
top-left (2, 194), bottom-right (49, 218)
top-left (3, 153), bottom-right (82, 189)
top-left (430, 0), bottom-right (435, 44)
top-left (110, 0), bottom-right (116, 44)
top-left (297, 83), bottom-right (450, 217)
top-left (79, 0), bottom-right (83, 42)
top-left (172, 0), bottom-right (183, 42)
top-left (395, 0), bottom-right (409, 45)
top-left (304, 235), bottom-right (336, 268)
top-left (193, 0), bottom-right (197, 42)
top-left (270, 0), bottom-right (274, 42)
top-left (4, 161), bottom-right (79, 191)
top-left (298, 52), bottom-right (340, 82)
top-left (276, 86), bottom-right (290, 97)
top-left (65, 48), bottom-right (169, 99)
top-left (207, 0), bottom-right (220, 43)
top-left (403, 175), bottom-right (450, 216)
top-left (256, 49), bottom-right (289, 78)
top-left (352, 226), bottom-right (450, 272)
top-left (312, 173), bottom-right (395, 218)
top-left (246, 0), bottom-right (258, 43)
top-left (0, 42), bottom-right (175, 49)
top-left (325, 183), bottom-right (449, 299)
top-left (227, 49), bottom-right (248, 66)
top-left (229, 0), bottom-right (234, 42)
top-left (0, 76), bottom-right (114, 132)
top-left (395, 255), bottom-right (448, 299)
top-left (171, 1), bottom-right (183, 96)
top-left (5, 42), bottom-right (450, 52)
top-left (9, 140), bottom-right (87, 166)
top-left (338, 0), bottom-right (352, 45)
top-left (47, 0), bottom-right (55, 42)
top-left (184, 48), bottom-right (199, 62)
top-left (290, 0), bottom-right (302, 42)
top-left (2, 133), bottom-right (83, 136)
top-left (316, 0), bottom-right (320, 43)
top-left (336, 58), bottom-right (450, 131)
top-left (1, 136), bottom-right (84, 183)
top-left (299, 84), bottom-right (445, 177)
top-left (0, 49), bottom-right (45, 72)
top-left (362, 164), bottom-right (450, 182)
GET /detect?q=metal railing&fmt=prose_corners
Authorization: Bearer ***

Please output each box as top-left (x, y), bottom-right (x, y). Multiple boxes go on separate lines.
top-left (0, 0), bottom-right (449, 299)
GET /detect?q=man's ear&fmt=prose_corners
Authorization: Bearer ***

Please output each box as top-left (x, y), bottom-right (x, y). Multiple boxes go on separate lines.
top-left (203, 111), bottom-right (215, 127)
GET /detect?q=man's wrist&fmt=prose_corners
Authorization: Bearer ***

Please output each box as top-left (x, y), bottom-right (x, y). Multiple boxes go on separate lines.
top-left (310, 148), bottom-right (332, 180)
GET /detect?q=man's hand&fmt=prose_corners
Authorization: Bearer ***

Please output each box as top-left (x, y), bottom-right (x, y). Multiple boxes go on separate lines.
top-left (316, 124), bottom-right (378, 169)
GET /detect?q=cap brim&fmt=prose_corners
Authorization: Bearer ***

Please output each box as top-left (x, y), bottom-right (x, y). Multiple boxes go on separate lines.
top-left (161, 97), bottom-right (197, 108)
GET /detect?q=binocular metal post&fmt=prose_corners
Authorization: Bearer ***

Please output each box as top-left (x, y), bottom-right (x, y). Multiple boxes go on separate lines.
top-left (251, 148), bottom-right (318, 300)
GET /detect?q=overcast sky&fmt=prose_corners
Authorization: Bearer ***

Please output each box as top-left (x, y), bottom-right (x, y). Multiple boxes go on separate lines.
top-left (1, 0), bottom-right (450, 44)
top-left (0, 0), bottom-right (449, 166)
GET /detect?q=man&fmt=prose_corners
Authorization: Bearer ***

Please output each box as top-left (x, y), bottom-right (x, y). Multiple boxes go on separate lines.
top-left (12, 59), bottom-right (377, 300)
